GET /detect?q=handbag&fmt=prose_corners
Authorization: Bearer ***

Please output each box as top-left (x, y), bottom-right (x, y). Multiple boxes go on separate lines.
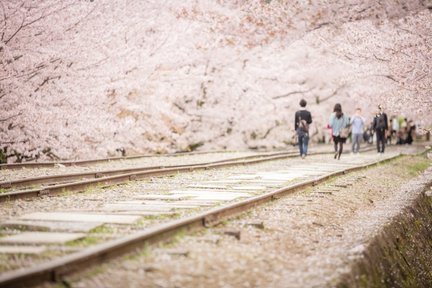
top-left (340, 126), bottom-right (351, 138)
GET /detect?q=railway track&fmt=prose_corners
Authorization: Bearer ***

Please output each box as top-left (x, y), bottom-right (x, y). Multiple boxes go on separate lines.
top-left (0, 148), bottom-right (351, 202)
top-left (0, 150), bottom-right (230, 170)
top-left (0, 151), bottom-right (295, 189)
top-left (0, 148), bottom-right (412, 288)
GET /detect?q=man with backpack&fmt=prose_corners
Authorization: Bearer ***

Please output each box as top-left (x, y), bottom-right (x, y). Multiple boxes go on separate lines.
top-left (373, 104), bottom-right (388, 153)
top-left (294, 99), bottom-right (312, 159)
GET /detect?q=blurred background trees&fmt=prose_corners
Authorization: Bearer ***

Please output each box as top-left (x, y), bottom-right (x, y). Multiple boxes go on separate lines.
top-left (1, 0), bottom-right (431, 162)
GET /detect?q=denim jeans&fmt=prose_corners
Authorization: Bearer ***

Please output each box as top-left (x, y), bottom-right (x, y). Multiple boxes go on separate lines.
top-left (352, 133), bottom-right (362, 153)
top-left (297, 130), bottom-right (309, 156)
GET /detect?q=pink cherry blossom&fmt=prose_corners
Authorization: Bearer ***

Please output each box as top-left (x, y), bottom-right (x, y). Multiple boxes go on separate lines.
top-left (1, 1), bottom-right (431, 162)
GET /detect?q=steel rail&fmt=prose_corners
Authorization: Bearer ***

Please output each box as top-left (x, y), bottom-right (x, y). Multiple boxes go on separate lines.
top-left (0, 150), bottom-right (248, 170)
top-left (0, 148), bottom-right (377, 203)
top-left (0, 151), bottom-right (306, 202)
top-left (0, 146), bottom-right (379, 203)
top-left (0, 153), bottom-right (401, 288)
top-left (0, 151), bottom-right (294, 190)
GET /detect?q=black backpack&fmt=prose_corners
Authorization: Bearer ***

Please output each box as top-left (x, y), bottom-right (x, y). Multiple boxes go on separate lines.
top-left (299, 116), bottom-right (309, 132)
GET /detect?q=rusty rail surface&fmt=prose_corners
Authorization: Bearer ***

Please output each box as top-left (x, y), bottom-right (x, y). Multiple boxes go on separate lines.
top-left (0, 150), bottom-right (239, 170)
top-left (0, 151), bottom-right (293, 190)
top-left (0, 148), bottom-right (377, 203)
top-left (0, 150), bottom-right (305, 202)
top-left (0, 153), bottom-right (400, 288)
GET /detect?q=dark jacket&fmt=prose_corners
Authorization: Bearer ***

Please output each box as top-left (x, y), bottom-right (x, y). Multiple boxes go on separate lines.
top-left (373, 112), bottom-right (388, 131)
top-left (294, 109), bottom-right (312, 131)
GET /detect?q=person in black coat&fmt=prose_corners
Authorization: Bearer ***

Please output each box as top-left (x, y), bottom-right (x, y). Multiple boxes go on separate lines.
top-left (294, 99), bottom-right (312, 159)
top-left (373, 104), bottom-right (388, 153)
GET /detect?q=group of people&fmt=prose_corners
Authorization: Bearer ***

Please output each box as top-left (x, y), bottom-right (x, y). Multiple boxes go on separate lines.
top-left (294, 99), bottom-right (404, 160)
top-left (389, 115), bottom-right (416, 145)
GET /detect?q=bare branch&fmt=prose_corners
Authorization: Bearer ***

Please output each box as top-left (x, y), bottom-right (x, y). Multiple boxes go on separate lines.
top-left (317, 84), bottom-right (347, 104)
top-left (260, 125), bottom-right (277, 139)
top-left (373, 54), bottom-right (390, 62)
top-left (4, 3), bottom-right (75, 45)
top-left (310, 22), bottom-right (332, 32)
top-left (4, 14), bottom-right (25, 45)
top-left (65, 4), bottom-right (97, 32)
top-left (0, 2), bottom-right (6, 23)
top-left (0, 59), bottom-right (47, 81)
top-left (385, 47), bottom-right (410, 57)
top-left (272, 88), bottom-right (313, 99)
top-left (414, 73), bottom-right (428, 82)
top-left (372, 74), bottom-right (399, 83)
top-left (0, 2), bottom-right (6, 41)
top-left (0, 112), bottom-right (22, 122)
top-left (76, 56), bottom-right (109, 71)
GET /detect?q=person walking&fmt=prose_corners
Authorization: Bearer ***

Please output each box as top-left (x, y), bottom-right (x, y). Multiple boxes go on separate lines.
top-left (390, 115), bottom-right (399, 144)
top-left (350, 108), bottom-right (365, 154)
top-left (373, 104), bottom-right (388, 153)
top-left (405, 120), bottom-right (416, 145)
top-left (294, 99), bottom-right (312, 159)
top-left (329, 103), bottom-right (350, 160)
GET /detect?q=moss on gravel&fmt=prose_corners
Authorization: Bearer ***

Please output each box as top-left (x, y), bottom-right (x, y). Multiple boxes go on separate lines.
top-left (337, 192), bottom-right (432, 288)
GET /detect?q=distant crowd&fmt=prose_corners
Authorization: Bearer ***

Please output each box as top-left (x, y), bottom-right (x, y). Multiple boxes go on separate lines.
top-left (294, 99), bottom-right (417, 160)
top-left (360, 113), bottom-right (417, 145)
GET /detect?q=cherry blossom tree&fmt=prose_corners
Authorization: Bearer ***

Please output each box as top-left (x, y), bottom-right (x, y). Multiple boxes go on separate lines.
top-left (1, 0), bottom-right (431, 162)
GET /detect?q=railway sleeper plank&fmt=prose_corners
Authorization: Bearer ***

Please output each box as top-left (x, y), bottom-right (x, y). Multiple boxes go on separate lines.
top-left (0, 232), bottom-right (86, 245)
top-left (0, 245), bottom-right (47, 254)
top-left (17, 212), bottom-right (140, 225)
top-left (0, 220), bottom-right (103, 233)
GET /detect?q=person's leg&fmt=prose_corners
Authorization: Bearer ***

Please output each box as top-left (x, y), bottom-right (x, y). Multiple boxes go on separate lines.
top-left (356, 134), bottom-right (362, 152)
top-left (334, 137), bottom-right (338, 159)
top-left (353, 134), bottom-right (357, 153)
top-left (338, 142), bottom-right (343, 159)
top-left (298, 133), bottom-right (304, 156)
top-left (376, 131), bottom-right (381, 152)
top-left (303, 134), bottom-right (309, 156)
top-left (377, 131), bottom-right (385, 152)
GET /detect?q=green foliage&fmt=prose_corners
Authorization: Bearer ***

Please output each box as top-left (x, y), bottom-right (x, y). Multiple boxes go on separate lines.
top-left (406, 158), bottom-right (430, 176)
top-left (125, 243), bottom-right (151, 260)
top-left (135, 213), bottom-right (179, 226)
top-left (89, 224), bottom-right (113, 234)
top-left (66, 236), bottom-right (100, 247)
top-left (187, 142), bottom-right (204, 152)
top-left (0, 149), bottom-right (6, 164)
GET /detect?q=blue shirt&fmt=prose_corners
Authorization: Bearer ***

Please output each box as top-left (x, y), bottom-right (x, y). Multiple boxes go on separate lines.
top-left (350, 116), bottom-right (365, 134)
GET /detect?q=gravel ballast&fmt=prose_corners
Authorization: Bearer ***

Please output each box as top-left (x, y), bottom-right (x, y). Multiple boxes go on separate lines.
top-left (48, 151), bottom-right (432, 288)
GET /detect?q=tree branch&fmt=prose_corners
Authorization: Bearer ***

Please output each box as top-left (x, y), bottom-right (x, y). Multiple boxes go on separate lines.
top-left (4, 3), bottom-right (75, 45)
top-left (310, 22), bottom-right (332, 32)
top-left (272, 88), bottom-right (313, 100)
top-left (372, 74), bottom-right (399, 83)
top-left (373, 54), bottom-right (390, 62)
top-left (65, 4), bottom-right (97, 32)
top-left (0, 2), bottom-right (7, 41)
top-left (316, 84), bottom-right (346, 104)
top-left (4, 14), bottom-right (25, 44)
top-left (0, 112), bottom-right (22, 122)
